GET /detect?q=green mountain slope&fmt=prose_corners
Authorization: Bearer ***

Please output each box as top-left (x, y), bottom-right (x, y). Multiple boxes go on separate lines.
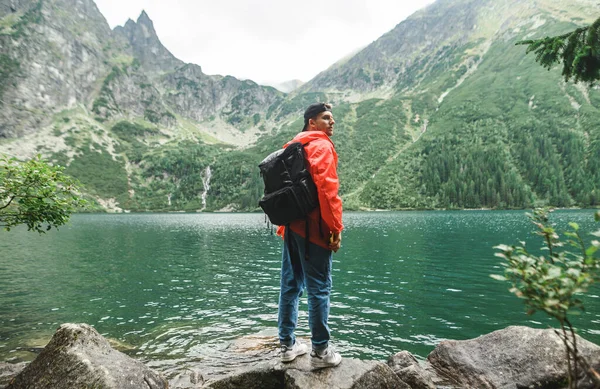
top-left (351, 15), bottom-right (600, 209)
top-left (287, 0), bottom-right (600, 210)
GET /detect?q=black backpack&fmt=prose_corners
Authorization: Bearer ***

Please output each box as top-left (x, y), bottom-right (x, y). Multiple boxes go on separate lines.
top-left (258, 142), bottom-right (318, 226)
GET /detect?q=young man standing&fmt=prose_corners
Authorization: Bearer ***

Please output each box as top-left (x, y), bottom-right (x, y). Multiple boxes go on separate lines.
top-left (276, 102), bottom-right (343, 368)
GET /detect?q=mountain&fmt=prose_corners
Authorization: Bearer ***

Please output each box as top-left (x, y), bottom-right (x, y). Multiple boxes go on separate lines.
top-left (112, 10), bottom-right (183, 74)
top-left (291, 0), bottom-right (600, 209)
top-left (0, 0), bottom-right (283, 143)
top-left (0, 0), bottom-right (599, 212)
top-left (0, 0), bottom-right (286, 212)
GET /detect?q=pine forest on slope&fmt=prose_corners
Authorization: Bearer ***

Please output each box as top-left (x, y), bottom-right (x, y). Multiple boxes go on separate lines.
top-left (0, 0), bottom-right (599, 212)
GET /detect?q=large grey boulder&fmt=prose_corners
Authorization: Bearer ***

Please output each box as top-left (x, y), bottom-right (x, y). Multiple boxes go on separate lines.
top-left (427, 325), bottom-right (600, 389)
top-left (205, 353), bottom-right (409, 389)
top-left (5, 323), bottom-right (167, 389)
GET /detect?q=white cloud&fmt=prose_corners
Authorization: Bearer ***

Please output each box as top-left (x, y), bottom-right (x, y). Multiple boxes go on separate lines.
top-left (94, 0), bottom-right (435, 84)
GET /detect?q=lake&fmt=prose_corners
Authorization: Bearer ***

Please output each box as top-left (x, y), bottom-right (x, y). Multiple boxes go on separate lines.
top-left (1, 210), bottom-right (599, 375)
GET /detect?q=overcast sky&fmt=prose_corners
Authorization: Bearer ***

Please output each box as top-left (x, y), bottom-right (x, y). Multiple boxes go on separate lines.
top-left (94, 0), bottom-right (435, 86)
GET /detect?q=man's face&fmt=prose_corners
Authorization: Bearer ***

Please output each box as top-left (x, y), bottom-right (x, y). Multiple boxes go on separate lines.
top-left (311, 111), bottom-right (335, 137)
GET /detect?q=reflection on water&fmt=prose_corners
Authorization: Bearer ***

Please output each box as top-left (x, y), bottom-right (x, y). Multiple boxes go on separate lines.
top-left (0, 210), bottom-right (598, 374)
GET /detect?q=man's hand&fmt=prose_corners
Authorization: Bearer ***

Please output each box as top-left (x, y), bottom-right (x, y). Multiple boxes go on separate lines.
top-left (329, 232), bottom-right (342, 253)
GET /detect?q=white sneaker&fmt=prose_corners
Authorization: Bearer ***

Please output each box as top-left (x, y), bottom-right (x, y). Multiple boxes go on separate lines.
top-left (310, 347), bottom-right (342, 368)
top-left (280, 341), bottom-right (308, 362)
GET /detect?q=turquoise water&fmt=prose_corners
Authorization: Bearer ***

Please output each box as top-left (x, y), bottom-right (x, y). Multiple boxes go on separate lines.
top-left (0, 210), bottom-right (598, 373)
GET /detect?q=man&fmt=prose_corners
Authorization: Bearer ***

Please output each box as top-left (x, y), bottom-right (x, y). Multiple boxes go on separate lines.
top-left (276, 102), bottom-right (344, 368)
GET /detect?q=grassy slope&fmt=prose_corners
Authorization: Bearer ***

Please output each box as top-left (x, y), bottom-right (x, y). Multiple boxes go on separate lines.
top-left (355, 18), bottom-right (600, 210)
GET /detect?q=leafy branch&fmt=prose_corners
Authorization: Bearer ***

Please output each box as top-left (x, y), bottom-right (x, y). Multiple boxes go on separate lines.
top-left (492, 209), bottom-right (600, 388)
top-left (516, 16), bottom-right (600, 83)
top-left (0, 155), bottom-right (87, 233)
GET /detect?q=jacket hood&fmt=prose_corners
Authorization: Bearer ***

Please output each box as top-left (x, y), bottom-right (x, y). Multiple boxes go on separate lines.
top-left (285, 131), bottom-right (334, 148)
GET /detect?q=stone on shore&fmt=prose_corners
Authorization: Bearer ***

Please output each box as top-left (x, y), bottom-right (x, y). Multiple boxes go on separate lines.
top-left (427, 325), bottom-right (600, 389)
top-left (4, 323), bottom-right (600, 389)
top-left (205, 353), bottom-right (410, 389)
top-left (5, 323), bottom-right (167, 389)
top-left (167, 369), bottom-right (206, 389)
top-left (0, 362), bottom-right (27, 388)
top-left (387, 351), bottom-right (436, 389)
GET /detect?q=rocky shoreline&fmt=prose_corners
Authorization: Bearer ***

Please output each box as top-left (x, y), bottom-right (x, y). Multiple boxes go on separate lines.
top-left (1, 323), bottom-right (600, 388)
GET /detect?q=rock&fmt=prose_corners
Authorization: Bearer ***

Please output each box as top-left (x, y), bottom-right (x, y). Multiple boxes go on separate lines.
top-left (387, 351), bottom-right (436, 389)
top-left (205, 365), bottom-right (285, 389)
top-left (112, 11), bottom-right (184, 75)
top-left (421, 362), bottom-right (462, 389)
top-left (0, 0), bottom-right (116, 138)
top-left (0, 362), bottom-right (28, 388)
top-left (205, 354), bottom-right (409, 389)
top-left (427, 325), bottom-right (600, 389)
top-left (167, 369), bottom-right (205, 389)
top-left (388, 350), bottom-right (419, 371)
top-left (5, 323), bottom-right (167, 389)
top-left (396, 365), bottom-right (437, 389)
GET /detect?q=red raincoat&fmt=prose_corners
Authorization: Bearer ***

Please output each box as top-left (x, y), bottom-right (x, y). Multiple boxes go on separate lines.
top-left (276, 131), bottom-right (344, 249)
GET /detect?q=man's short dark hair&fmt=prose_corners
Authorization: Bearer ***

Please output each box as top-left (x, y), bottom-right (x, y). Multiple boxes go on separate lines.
top-left (302, 103), bottom-right (332, 131)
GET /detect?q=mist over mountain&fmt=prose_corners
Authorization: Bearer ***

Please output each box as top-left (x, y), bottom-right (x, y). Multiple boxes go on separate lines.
top-left (265, 79), bottom-right (305, 93)
top-left (0, 0), bottom-right (598, 212)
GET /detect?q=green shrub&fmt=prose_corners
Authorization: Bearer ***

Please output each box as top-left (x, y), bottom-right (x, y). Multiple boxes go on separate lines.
top-left (65, 149), bottom-right (128, 200)
top-left (493, 209), bottom-right (600, 388)
top-left (1, 154), bottom-right (86, 233)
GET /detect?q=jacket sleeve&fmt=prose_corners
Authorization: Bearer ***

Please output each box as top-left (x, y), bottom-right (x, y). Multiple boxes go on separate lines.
top-left (310, 142), bottom-right (344, 234)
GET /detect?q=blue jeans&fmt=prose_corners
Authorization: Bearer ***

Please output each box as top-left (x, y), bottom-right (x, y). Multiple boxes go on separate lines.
top-left (278, 229), bottom-right (332, 352)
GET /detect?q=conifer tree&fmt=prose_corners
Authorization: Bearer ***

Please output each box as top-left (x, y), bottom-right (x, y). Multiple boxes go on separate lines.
top-left (517, 16), bottom-right (600, 83)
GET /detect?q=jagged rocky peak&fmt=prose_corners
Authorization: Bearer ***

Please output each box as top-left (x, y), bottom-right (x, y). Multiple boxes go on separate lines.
top-left (114, 10), bottom-right (183, 74)
top-left (137, 9), bottom-right (152, 25)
